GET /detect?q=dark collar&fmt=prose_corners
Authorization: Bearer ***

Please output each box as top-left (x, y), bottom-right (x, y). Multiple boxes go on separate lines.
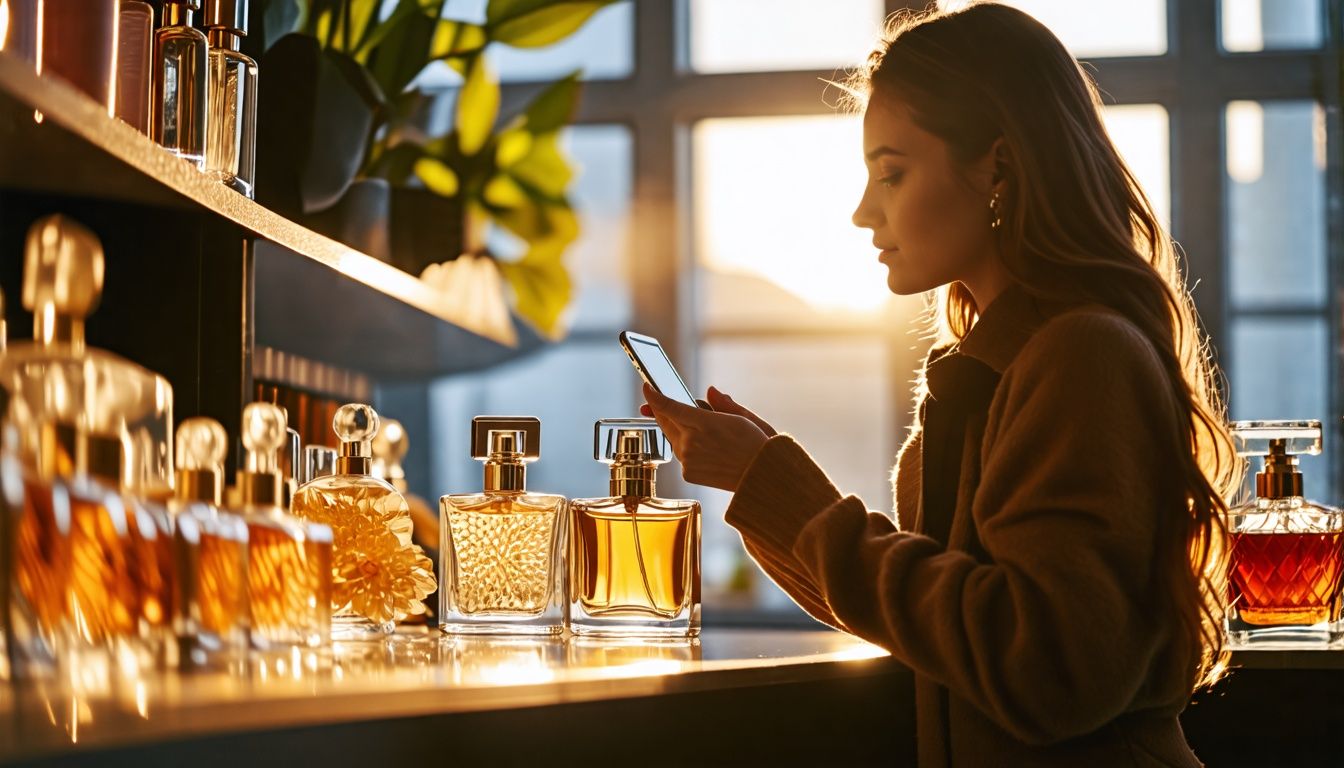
top-left (954, 283), bottom-right (1056, 374)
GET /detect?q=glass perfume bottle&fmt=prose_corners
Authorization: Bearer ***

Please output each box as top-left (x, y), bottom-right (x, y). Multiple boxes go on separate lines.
top-left (170, 417), bottom-right (248, 662)
top-left (0, 215), bottom-right (175, 669)
top-left (291, 404), bottom-right (435, 637)
top-left (235, 403), bottom-right (332, 648)
top-left (372, 418), bottom-right (440, 559)
top-left (1226, 420), bottom-right (1344, 647)
top-left (152, 0), bottom-right (209, 167)
top-left (203, 0), bottom-right (258, 197)
top-left (440, 417), bottom-right (566, 635)
top-left (115, 0), bottom-right (154, 133)
top-left (570, 419), bottom-right (700, 637)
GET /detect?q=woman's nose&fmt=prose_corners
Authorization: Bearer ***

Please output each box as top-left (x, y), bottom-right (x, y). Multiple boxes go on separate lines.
top-left (852, 184), bottom-right (881, 230)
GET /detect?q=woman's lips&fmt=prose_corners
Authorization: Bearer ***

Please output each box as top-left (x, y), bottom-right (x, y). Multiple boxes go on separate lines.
top-left (878, 248), bottom-right (899, 263)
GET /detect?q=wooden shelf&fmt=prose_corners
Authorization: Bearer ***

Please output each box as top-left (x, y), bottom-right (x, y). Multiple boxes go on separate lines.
top-left (0, 52), bottom-right (522, 376)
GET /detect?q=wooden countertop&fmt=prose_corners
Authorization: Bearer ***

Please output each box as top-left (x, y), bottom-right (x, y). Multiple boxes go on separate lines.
top-left (0, 629), bottom-right (896, 763)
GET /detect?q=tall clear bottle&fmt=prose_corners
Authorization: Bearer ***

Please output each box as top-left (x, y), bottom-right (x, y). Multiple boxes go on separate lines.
top-left (203, 0), bottom-right (258, 197)
top-left (0, 215), bottom-right (175, 672)
top-left (440, 417), bottom-right (566, 635)
top-left (291, 404), bottom-right (435, 638)
top-left (235, 403), bottom-right (332, 648)
top-left (1226, 421), bottom-right (1344, 647)
top-left (152, 0), bottom-right (209, 168)
top-left (570, 419), bottom-right (700, 637)
top-left (171, 417), bottom-right (248, 663)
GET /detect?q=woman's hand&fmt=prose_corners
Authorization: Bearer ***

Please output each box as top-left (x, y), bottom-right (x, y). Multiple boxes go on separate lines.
top-left (639, 384), bottom-right (776, 492)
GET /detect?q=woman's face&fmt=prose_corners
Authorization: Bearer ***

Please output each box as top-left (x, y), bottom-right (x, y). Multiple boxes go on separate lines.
top-left (852, 96), bottom-right (1000, 297)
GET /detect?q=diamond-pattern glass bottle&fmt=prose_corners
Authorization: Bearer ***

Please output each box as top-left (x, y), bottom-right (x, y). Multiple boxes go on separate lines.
top-left (440, 417), bottom-right (566, 635)
top-left (291, 404), bottom-right (435, 638)
top-left (1226, 420), bottom-right (1344, 647)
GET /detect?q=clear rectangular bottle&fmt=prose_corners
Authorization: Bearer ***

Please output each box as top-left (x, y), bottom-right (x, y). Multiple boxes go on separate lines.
top-left (291, 404), bottom-right (435, 639)
top-left (203, 0), bottom-right (258, 197)
top-left (570, 419), bottom-right (700, 637)
top-left (152, 0), bottom-right (209, 167)
top-left (1226, 420), bottom-right (1344, 647)
top-left (440, 417), bottom-right (566, 635)
top-left (0, 216), bottom-right (175, 672)
top-left (114, 0), bottom-right (154, 133)
top-left (170, 417), bottom-right (248, 664)
top-left (234, 403), bottom-right (332, 649)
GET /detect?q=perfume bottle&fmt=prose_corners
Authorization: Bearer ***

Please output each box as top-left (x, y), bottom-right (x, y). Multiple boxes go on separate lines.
top-left (203, 0), bottom-right (259, 197)
top-left (235, 402), bottom-right (332, 648)
top-left (170, 417), bottom-right (248, 661)
top-left (1226, 420), bottom-right (1344, 646)
top-left (0, 216), bottom-right (175, 667)
top-left (372, 418), bottom-right (440, 558)
top-left (152, 0), bottom-right (209, 167)
top-left (440, 417), bottom-right (566, 635)
top-left (115, 0), bottom-right (154, 133)
top-left (291, 404), bottom-right (435, 637)
top-left (570, 419), bottom-right (700, 637)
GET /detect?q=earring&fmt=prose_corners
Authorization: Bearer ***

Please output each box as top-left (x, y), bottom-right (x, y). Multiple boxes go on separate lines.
top-left (989, 190), bottom-right (1002, 230)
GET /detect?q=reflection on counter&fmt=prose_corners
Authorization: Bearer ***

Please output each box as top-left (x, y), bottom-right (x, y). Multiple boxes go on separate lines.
top-left (1, 628), bottom-right (887, 761)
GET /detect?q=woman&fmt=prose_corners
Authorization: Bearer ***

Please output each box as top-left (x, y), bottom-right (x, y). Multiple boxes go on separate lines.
top-left (641, 3), bottom-right (1242, 766)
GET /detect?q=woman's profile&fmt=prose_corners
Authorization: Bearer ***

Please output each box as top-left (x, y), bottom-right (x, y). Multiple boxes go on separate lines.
top-left (642, 3), bottom-right (1243, 765)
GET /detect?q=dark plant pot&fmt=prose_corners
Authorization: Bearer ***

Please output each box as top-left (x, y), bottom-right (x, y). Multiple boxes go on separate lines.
top-left (254, 33), bottom-right (383, 219)
top-left (388, 186), bottom-right (465, 277)
top-left (304, 178), bottom-right (391, 262)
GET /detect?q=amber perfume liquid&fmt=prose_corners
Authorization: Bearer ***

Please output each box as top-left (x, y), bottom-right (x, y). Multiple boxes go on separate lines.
top-left (15, 476), bottom-right (72, 637)
top-left (1229, 531), bottom-right (1344, 627)
top-left (152, 7), bottom-right (208, 166)
top-left (67, 483), bottom-right (138, 644)
top-left (204, 34), bottom-right (258, 197)
top-left (570, 497), bottom-right (700, 637)
top-left (245, 516), bottom-right (331, 648)
top-left (440, 493), bottom-right (566, 634)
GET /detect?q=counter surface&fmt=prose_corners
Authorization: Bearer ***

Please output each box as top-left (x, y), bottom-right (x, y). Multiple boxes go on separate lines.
top-left (0, 628), bottom-right (895, 762)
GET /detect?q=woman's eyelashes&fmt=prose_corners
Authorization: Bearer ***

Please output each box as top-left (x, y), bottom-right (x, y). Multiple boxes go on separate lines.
top-left (876, 169), bottom-right (905, 188)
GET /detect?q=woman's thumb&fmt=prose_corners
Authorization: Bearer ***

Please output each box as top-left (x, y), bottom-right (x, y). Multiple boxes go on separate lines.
top-left (707, 387), bottom-right (776, 436)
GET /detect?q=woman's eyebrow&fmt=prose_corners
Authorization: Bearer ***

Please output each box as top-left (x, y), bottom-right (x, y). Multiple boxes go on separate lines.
top-left (865, 146), bottom-right (907, 161)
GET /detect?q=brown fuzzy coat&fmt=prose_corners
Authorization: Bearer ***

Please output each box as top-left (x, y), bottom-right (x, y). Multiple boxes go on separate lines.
top-left (724, 286), bottom-right (1204, 767)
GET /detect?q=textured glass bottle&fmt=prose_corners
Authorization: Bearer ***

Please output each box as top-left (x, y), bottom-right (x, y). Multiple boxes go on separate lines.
top-left (1226, 421), bottom-right (1344, 647)
top-left (0, 216), bottom-right (175, 671)
top-left (440, 417), bottom-right (566, 635)
top-left (170, 418), bottom-right (248, 662)
top-left (203, 0), bottom-right (258, 197)
top-left (152, 0), bottom-right (208, 167)
top-left (235, 403), bottom-right (332, 648)
top-left (570, 420), bottom-right (700, 637)
top-left (291, 404), bottom-right (435, 638)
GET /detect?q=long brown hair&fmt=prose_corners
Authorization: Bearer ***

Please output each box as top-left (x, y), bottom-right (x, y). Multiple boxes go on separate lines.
top-left (846, 2), bottom-right (1243, 690)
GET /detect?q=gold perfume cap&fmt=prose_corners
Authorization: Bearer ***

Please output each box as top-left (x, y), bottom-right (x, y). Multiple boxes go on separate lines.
top-left (334, 403), bottom-right (377, 476)
top-left (176, 417), bottom-right (227, 505)
top-left (372, 417), bottom-right (409, 493)
top-left (22, 214), bottom-right (104, 351)
top-left (238, 402), bottom-right (285, 506)
top-left (203, 0), bottom-right (249, 34)
top-left (595, 419), bottom-right (668, 497)
top-left (1232, 420), bottom-right (1320, 500)
top-left (472, 416), bottom-right (539, 493)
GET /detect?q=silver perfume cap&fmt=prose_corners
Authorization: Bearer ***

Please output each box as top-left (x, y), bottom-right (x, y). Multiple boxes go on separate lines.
top-left (595, 419), bottom-right (667, 497)
top-left (203, 0), bottom-right (247, 32)
top-left (472, 416), bottom-right (540, 493)
top-left (1232, 420), bottom-right (1321, 500)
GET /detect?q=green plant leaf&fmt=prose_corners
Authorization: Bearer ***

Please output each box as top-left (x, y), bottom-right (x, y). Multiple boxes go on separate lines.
top-left (413, 157), bottom-right (460, 195)
top-left (365, 2), bottom-right (441, 96)
top-left (495, 127), bottom-right (533, 169)
top-left (520, 71), bottom-right (581, 134)
top-left (483, 173), bottom-right (528, 208)
top-left (497, 203), bottom-right (578, 336)
top-left (456, 56), bottom-right (500, 156)
top-left (508, 132), bottom-right (572, 198)
top-left (429, 19), bottom-right (489, 60)
top-left (491, 2), bottom-right (612, 49)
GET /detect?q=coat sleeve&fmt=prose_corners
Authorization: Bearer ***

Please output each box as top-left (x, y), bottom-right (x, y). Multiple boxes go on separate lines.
top-left (724, 311), bottom-right (1187, 745)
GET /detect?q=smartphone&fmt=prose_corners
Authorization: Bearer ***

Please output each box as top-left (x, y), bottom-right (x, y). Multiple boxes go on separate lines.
top-left (618, 331), bottom-right (705, 409)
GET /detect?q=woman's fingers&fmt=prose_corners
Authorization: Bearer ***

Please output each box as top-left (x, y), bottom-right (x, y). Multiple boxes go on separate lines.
top-left (706, 386), bottom-right (777, 437)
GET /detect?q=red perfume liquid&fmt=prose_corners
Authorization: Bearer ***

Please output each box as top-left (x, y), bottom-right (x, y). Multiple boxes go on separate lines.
top-left (1229, 530), bottom-right (1344, 626)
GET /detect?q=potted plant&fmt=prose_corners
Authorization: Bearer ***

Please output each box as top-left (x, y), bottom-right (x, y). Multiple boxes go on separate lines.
top-left (254, 0), bottom-right (616, 338)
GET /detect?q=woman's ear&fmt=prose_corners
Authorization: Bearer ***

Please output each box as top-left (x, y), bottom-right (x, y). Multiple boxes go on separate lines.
top-left (990, 136), bottom-right (1012, 188)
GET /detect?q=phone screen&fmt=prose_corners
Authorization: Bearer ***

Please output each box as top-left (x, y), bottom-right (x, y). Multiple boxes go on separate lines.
top-left (623, 333), bottom-right (700, 408)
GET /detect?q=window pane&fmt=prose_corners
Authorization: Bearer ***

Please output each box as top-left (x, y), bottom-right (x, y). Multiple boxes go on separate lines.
top-left (1221, 0), bottom-right (1323, 52)
top-left (687, 0), bottom-right (885, 73)
top-left (1103, 104), bottom-right (1171, 229)
top-left (1228, 316), bottom-right (1329, 501)
top-left (429, 342), bottom-right (637, 500)
top-left (565, 126), bottom-right (634, 331)
top-left (692, 115), bottom-right (899, 330)
top-left (940, 0), bottom-right (1167, 57)
top-left (1226, 101), bottom-right (1326, 308)
top-left (420, 1), bottom-right (633, 86)
top-left (698, 338), bottom-right (896, 613)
